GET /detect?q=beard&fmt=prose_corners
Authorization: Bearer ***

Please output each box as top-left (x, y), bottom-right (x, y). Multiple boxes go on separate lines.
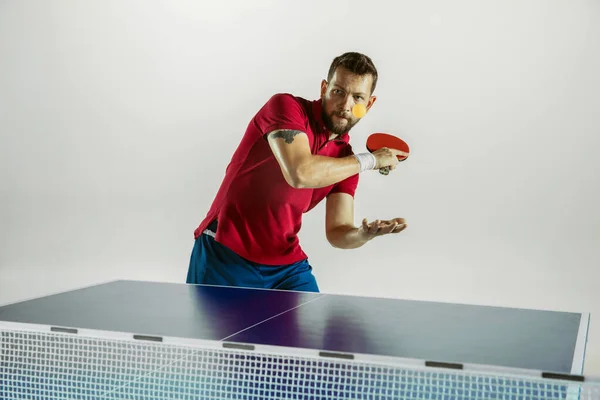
top-left (321, 101), bottom-right (359, 136)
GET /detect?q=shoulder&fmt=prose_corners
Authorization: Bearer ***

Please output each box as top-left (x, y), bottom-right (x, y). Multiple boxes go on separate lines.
top-left (260, 93), bottom-right (310, 116)
top-left (344, 141), bottom-right (355, 154)
top-left (338, 140), bottom-right (356, 157)
top-left (254, 93), bottom-right (312, 134)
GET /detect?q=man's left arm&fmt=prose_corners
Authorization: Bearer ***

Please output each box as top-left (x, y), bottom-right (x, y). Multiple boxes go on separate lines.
top-left (325, 193), bottom-right (408, 249)
top-left (325, 192), bottom-right (368, 249)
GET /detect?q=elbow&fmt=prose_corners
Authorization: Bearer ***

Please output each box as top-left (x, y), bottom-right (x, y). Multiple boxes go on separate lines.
top-left (325, 226), bottom-right (351, 249)
top-left (328, 237), bottom-right (352, 250)
top-left (287, 176), bottom-right (308, 189)
top-left (284, 173), bottom-right (305, 189)
top-left (326, 234), bottom-right (339, 248)
top-left (284, 164), bottom-right (311, 189)
top-left (327, 237), bottom-right (343, 249)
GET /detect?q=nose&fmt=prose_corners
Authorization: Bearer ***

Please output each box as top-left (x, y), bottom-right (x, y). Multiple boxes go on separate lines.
top-left (341, 94), bottom-right (355, 112)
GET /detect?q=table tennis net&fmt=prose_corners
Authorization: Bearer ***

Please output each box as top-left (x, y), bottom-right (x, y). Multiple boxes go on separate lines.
top-left (2, 327), bottom-right (599, 400)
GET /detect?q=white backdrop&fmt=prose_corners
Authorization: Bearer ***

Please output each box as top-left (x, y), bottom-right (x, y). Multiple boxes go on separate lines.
top-left (1, 0), bottom-right (599, 374)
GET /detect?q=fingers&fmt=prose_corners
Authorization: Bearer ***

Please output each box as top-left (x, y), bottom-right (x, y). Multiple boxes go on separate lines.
top-left (392, 222), bottom-right (407, 233)
top-left (391, 149), bottom-right (409, 158)
top-left (382, 219), bottom-right (406, 234)
top-left (368, 219), bottom-right (381, 235)
top-left (378, 221), bottom-right (397, 234)
top-left (361, 218), bottom-right (407, 237)
top-left (373, 147), bottom-right (407, 172)
top-left (377, 147), bottom-right (408, 158)
top-left (361, 218), bottom-right (370, 232)
top-left (362, 218), bottom-right (384, 235)
top-left (361, 218), bottom-right (379, 236)
top-left (390, 217), bottom-right (407, 233)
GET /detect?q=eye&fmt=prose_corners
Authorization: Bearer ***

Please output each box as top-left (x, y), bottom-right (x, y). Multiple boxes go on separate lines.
top-left (354, 96), bottom-right (364, 101)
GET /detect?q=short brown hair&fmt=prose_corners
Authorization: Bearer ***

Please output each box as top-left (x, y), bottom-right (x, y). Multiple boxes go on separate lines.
top-left (327, 52), bottom-right (378, 94)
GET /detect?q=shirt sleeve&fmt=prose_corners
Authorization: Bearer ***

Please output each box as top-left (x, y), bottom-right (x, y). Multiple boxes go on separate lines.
top-left (254, 93), bottom-right (308, 136)
top-left (328, 144), bottom-right (359, 197)
top-left (329, 172), bottom-right (359, 198)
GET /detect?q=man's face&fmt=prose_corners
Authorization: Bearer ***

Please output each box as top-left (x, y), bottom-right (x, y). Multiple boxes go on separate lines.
top-left (320, 66), bottom-right (377, 136)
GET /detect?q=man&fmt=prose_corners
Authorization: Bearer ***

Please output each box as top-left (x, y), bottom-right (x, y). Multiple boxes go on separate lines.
top-left (186, 52), bottom-right (408, 293)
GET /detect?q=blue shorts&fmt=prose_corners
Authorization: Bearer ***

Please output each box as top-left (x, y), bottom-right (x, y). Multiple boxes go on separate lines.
top-left (186, 220), bottom-right (319, 293)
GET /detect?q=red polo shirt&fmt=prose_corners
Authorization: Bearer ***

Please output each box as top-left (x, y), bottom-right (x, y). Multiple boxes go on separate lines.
top-left (193, 93), bottom-right (359, 265)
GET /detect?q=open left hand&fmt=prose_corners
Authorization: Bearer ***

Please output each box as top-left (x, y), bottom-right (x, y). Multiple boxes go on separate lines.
top-left (359, 217), bottom-right (407, 240)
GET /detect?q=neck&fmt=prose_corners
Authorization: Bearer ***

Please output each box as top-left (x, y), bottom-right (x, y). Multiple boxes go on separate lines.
top-left (328, 132), bottom-right (341, 140)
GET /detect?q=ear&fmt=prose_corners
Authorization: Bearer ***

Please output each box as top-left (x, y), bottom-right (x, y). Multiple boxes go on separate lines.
top-left (366, 95), bottom-right (377, 111)
top-left (320, 79), bottom-right (328, 98)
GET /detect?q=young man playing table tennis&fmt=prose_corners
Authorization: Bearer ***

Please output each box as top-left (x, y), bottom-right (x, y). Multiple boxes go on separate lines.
top-left (187, 52), bottom-right (408, 293)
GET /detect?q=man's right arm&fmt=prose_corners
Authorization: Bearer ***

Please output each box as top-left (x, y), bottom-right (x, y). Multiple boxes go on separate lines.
top-left (266, 129), bottom-right (360, 189)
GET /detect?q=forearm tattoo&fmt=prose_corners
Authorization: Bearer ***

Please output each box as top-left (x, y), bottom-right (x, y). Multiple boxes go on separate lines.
top-left (270, 130), bottom-right (302, 144)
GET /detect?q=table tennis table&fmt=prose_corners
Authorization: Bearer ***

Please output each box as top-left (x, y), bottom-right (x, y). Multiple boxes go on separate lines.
top-left (1, 279), bottom-right (599, 399)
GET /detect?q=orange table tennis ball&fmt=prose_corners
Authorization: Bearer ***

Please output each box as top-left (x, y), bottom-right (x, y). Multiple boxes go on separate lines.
top-left (352, 103), bottom-right (367, 118)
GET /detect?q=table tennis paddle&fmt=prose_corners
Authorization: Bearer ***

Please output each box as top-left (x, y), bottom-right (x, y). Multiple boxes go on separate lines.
top-left (366, 133), bottom-right (410, 175)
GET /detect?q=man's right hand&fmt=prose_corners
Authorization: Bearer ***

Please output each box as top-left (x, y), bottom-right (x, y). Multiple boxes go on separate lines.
top-left (372, 147), bottom-right (409, 171)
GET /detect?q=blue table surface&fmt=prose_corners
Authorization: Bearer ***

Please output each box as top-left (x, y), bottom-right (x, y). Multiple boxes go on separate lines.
top-left (0, 280), bottom-right (588, 374)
